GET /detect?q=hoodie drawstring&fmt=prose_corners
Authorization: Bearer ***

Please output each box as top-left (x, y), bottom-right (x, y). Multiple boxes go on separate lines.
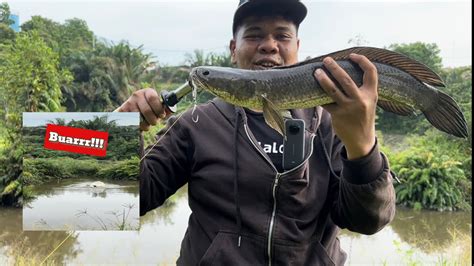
top-left (233, 108), bottom-right (243, 247)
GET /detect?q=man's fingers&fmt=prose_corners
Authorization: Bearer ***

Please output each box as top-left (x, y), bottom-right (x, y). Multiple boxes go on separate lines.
top-left (115, 100), bottom-right (137, 113)
top-left (314, 68), bottom-right (347, 105)
top-left (114, 88), bottom-right (167, 132)
top-left (349, 53), bottom-right (378, 92)
top-left (139, 119), bottom-right (151, 131)
top-left (144, 88), bottom-right (166, 118)
top-left (137, 95), bottom-right (159, 127)
top-left (322, 57), bottom-right (359, 98)
top-left (130, 90), bottom-right (161, 127)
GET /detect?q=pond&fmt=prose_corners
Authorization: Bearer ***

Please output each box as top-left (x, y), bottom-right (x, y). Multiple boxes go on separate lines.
top-left (0, 187), bottom-right (471, 265)
top-left (22, 178), bottom-right (139, 231)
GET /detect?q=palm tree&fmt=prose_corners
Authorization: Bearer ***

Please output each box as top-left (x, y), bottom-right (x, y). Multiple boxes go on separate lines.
top-left (68, 115), bottom-right (117, 131)
top-left (63, 42), bottom-right (153, 112)
top-left (46, 117), bottom-right (67, 126)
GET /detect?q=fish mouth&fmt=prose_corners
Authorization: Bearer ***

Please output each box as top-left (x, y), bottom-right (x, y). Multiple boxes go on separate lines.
top-left (190, 70), bottom-right (210, 91)
top-left (253, 59), bottom-right (281, 70)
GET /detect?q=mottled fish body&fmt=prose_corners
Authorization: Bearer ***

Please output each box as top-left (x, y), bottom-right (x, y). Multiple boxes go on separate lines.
top-left (190, 47), bottom-right (468, 138)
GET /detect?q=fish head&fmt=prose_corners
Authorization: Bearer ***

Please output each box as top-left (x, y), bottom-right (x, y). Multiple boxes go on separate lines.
top-left (190, 66), bottom-right (256, 105)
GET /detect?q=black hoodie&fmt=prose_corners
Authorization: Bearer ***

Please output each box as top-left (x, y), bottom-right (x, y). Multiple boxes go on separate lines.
top-left (140, 98), bottom-right (396, 266)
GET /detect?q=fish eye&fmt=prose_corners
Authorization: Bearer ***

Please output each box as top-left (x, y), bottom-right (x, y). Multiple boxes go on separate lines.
top-left (203, 70), bottom-right (210, 76)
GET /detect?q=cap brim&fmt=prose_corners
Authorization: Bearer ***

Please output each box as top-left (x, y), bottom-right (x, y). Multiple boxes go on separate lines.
top-left (233, 1), bottom-right (307, 34)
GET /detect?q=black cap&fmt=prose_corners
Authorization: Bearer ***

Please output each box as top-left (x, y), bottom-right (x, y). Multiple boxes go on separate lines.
top-left (232, 0), bottom-right (307, 34)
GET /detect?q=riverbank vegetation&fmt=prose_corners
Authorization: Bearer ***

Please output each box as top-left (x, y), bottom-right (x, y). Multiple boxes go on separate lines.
top-left (0, 2), bottom-right (471, 213)
top-left (22, 157), bottom-right (139, 185)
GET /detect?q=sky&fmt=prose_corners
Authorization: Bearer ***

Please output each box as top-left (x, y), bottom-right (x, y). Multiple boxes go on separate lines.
top-left (6, 0), bottom-right (472, 67)
top-left (22, 112), bottom-right (140, 127)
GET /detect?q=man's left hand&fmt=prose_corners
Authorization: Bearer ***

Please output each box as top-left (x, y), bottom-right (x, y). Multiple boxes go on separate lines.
top-left (314, 54), bottom-right (377, 160)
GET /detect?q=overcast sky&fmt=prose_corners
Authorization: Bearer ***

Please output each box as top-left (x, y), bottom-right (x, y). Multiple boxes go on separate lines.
top-left (7, 0), bottom-right (472, 67)
top-left (23, 112), bottom-right (140, 127)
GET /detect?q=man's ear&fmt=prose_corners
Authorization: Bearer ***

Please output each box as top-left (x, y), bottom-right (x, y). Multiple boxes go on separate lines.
top-left (229, 39), bottom-right (237, 64)
top-left (297, 38), bottom-right (300, 51)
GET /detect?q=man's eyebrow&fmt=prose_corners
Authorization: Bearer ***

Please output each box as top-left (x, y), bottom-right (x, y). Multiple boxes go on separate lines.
top-left (243, 26), bottom-right (262, 33)
top-left (275, 26), bottom-right (293, 32)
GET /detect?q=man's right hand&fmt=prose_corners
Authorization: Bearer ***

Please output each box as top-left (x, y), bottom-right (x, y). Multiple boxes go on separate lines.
top-left (115, 88), bottom-right (166, 131)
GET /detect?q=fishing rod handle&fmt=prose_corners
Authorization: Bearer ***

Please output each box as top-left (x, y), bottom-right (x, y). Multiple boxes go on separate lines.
top-left (160, 90), bottom-right (178, 113)
top-left (160, 81), bottom-right (193, 113)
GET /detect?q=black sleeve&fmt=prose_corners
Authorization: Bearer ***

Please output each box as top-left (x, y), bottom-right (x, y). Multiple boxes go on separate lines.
top-left (320, 112), bottom-right (396, 235)
top-left (139, 114), bottom-right (193, 216)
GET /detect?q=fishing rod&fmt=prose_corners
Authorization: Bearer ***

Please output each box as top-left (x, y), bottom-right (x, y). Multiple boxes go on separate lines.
top-left (160, 81), bottom-right (193, 113)
top-left (140, 81), bottom-right (199, 162)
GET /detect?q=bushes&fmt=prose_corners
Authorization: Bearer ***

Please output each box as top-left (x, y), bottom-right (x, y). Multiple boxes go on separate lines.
top-left (386, 131), bottom-right (471, 211)
top-left (391, 150), bottom-right (468, 211)
top-left (22, 157), bottom-right (139, 185)
top-left (97, 157), bottom-right (139, 180)
top-left (22, 158), bottom-right (101, 184)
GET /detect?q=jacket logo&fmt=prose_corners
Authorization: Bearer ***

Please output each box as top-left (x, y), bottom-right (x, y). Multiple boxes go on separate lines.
top-left (257, 141), bottom-right (283, 154)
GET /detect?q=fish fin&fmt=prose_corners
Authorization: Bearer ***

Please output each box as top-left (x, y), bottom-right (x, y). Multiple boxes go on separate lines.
top-left (377, 100), bottom-right (417, 116)
top-left (275, 46), bottom-right (445, 87)
top-left (422, 85), bottom-right (468, 138)
top-left (262, 95), bottom-right (286, 137)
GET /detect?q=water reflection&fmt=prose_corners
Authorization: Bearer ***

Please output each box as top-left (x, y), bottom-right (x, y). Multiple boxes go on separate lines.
top-left (91, 189), bottom-right (107, 198)
top-left (23, 179), bottom-right (139, 231)
top-left (0, 185), bottom-right (471, 264)
top-left (140, 185), bottom-right (188, 226)
top-left (339, 208), bottom-right (471, 253)
top-left (0, 208), bottom-right (81, 265)
top-left (390, 207), bottom-right (471, 252)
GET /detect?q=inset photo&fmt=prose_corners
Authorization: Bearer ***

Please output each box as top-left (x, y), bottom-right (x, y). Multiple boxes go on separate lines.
top-left (21, 112), bottom-right (140, 231)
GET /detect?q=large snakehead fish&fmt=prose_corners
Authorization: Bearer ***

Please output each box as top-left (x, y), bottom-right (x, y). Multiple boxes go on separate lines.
top-left (189, 47), bottom-right (468, 138)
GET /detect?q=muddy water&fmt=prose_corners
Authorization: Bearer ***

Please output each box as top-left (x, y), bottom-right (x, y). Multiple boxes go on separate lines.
top-left (23, 178), bottom-right (139, 231)
top-left (0, 187), bottom-right (471, 265)
top-left (339, 207), bottom-right (472, 264)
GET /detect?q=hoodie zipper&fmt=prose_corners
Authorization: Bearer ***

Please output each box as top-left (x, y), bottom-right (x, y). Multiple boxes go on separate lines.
top-left (267, 172), bottom-right (280, 266)
top-left (243, 123), bottom-right (316, 266)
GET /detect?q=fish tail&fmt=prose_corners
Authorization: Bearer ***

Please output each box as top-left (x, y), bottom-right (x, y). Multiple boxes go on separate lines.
top-left (422, 86), bottom-right (468, 138)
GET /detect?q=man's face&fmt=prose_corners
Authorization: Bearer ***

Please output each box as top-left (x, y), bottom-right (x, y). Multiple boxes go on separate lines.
top-left (230, 16), bottom-right (300, 70)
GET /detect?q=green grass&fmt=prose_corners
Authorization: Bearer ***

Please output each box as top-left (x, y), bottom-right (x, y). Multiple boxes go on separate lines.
top-left (97, 157), bottom-right (139, 180)
top-left (22, 157), bottom-right (139, 185)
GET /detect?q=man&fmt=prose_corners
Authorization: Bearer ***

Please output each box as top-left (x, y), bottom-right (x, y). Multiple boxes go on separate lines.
top-left (116, 0), bottom-right (396, 265)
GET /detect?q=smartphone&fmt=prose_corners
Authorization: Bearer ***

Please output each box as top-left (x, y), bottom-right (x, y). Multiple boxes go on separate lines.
top-left (282, 119), bottom-right (305, 170)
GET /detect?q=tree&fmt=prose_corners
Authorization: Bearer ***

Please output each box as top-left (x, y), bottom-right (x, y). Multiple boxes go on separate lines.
top-left (185, 49), bottom-right (232, 67)
top-left (0, 23), bottom-right (14, 44)
top-left (68, 115), bottom-right (118, 131)
top-left (377, 42), bottom-right (446, 134)
top-left (0, 2), bottom-right (14, 26)
top-left (348, 34), bottom-right (368, 46)
top-left (64, 51), bottom-right (117, 111)
top-left (440, 66), bottom-right (472, 143)
top-left (20, 15), bottom-right (154, 112)
top-left (21, 16), bottom-right (62, 51)
top-left (63, 41), bottom-right (153, 111)
top-left (0, 31), bottom-right (71, 206)
top-left (97, 41), bottom-right (153, 90)
top-left (0, 3), bottom-right (14, 45)
top-left (21, 16), bottom-right (94, 68)
top-left (0, 31), bottom-right (70, 112)
top-left (61, 18), bottom-right (94, 50)
top-left (388, 42), bottom-right (443, 73)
